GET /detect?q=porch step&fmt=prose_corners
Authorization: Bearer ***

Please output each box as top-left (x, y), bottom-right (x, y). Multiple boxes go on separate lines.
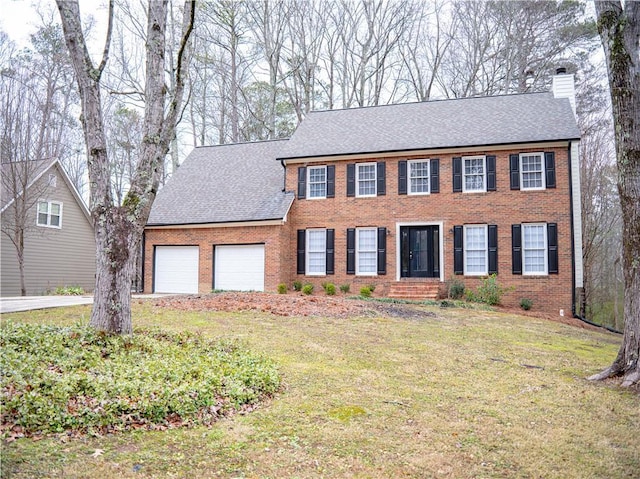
top-left (388, 282), bottom-right (441, 301)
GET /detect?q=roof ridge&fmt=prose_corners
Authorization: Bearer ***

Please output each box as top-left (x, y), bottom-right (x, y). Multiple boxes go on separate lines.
top-left (307, 91), bottom-right (553, 115)
top-left (195, 138), bottom-right (289, 149)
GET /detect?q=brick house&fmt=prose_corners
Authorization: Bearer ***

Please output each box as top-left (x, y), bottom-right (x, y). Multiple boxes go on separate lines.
top-left (144, 72), bottom-right (583, 316)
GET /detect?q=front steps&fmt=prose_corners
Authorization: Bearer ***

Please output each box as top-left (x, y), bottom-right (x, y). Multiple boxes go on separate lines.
top-left (388, 281), bottom-right (441, 301)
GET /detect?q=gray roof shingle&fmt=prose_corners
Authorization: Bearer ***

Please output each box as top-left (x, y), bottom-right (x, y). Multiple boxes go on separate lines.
top-left (147, 140), bottom-right (294, 226)
top-left (278, 92), bottom-right (580, 160)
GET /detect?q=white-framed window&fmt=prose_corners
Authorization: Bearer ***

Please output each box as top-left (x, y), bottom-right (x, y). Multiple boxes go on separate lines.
top-left (464, 224), bottom-right (488, 275)
top-left (520, 153), bottom-right (545, 190)
top-left (463, 156), bottom-right (486, 192)
top-left (522, 223), bottom-right (547, 275)
top-left (408, 160), bottom-right (430, 195)
top-left (48, 173), bottom-right (57, 187)
top-left (356, 163), bottom-right (376, 197)
top-left (37, 201), bottom-right (62, 228)
top-left (356, 227), bottom-right (377, 275)
top-left (306, 229), bottom-right (326, 275)
top-left (307, 166), bottom-right (327, 199)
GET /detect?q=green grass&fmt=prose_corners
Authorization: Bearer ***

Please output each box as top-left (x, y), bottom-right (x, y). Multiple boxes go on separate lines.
top-left (2, 300), bottom-right (638, 478)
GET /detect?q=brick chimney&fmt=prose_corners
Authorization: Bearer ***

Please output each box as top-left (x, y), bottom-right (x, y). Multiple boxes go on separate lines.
top-left (552, 67), bottom-right (576, 117)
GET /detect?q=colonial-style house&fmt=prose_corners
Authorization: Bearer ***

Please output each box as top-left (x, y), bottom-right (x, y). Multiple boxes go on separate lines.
top-left (1, 160), bottom-right (96, 296)
top-left (144, 71), bottom-right (583, 316)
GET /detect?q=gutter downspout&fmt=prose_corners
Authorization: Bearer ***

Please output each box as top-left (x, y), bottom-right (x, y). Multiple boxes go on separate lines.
top-left (280, 159), bottom-right (286, 192)
top-left (568, 141), bottom-right (622, 335)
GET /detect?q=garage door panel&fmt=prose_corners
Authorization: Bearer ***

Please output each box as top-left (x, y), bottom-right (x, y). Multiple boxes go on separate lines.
top-left (155, 246), bottom-right (199, 294)
top-left (215, 245), bottom-right (265, 291)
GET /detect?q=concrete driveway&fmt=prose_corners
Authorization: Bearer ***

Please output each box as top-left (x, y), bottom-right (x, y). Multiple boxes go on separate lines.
top-left (0, 294), bottom-right (168, 314)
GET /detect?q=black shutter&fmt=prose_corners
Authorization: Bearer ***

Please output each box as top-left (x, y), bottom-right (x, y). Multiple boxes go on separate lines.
top-left (430, 159), bottom-right (440, 193)
top-left (548, 223), bottom-right (558, 274)
top-left (487, 155), bottom-right (496, 191)
top-left (398, 160), bottom-right (407, 195)
top-left (347, 164), bottom-right (355, 197)
top-left (377, 227), bottom-right (387, 275)
top-left (545, 152), bottom-right (556, 189)
top-left (510, 154), bottom-right (520, 190)
top-left (297, 167), bottom-right (306, 199)
top-left (327, 165), bottom-right (335, 198)
top-left (452, 157), bottom-right (462, 192)
top-left (488, 224), bottom-right (498, 274)
top-left (297, 230), bottom-right (306, 274)
top-left (512, 224), bottom-right (522, 275)
top-left (377, 162), bottom-right (386, 196)
top-left (453, 225), bottom-right (463, 275)
top-left (326, 229), bottom-right (335, 275)
top-left (346, 228), bottom-right (356, 274)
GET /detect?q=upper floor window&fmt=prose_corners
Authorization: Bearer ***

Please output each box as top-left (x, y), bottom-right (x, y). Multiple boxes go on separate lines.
top-left (464, 225), bottom-right (488, 275)
top-left (408, 160), bottom-right (430, 194)
top-left (357, 163), bottom-right (377, 197)
top-left (308, 166), bottom-right (326, 199)
top-left (463, 156), bottom-right (486, 192)
top-left (520, 153), bottom-right (544, 190)
top-left (48, 173), bottom-right (57, 187)
top-left (37, 201), bottom-right (62, 228)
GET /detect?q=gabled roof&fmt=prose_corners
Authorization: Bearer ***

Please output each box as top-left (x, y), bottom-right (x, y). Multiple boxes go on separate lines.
top-left (1, 159), bottom-right (92, 224)
top-left (277, 92), bottom-right (580, 160)
top-left (147, 139), bottom-right (294, 226)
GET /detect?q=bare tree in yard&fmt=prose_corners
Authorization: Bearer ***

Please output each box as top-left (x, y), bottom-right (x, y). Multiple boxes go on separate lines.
top-left (588, 1), bottom-right (640, 388)
top-left (1, 24), bottom-right (79, 295)
top-left (55, 0), bottom-right (195, 334)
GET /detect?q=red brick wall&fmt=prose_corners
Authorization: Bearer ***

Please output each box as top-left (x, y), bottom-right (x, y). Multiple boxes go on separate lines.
top-left (285, 146), bottom-right (576, 315)
top-left (143, 224), bottom-right (288, 294)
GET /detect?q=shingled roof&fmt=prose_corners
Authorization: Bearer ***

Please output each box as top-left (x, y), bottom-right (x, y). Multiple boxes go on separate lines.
top-left (147, 140), bottom-right (294, 226)
top-left (277, 92), bottom-right (580, 160)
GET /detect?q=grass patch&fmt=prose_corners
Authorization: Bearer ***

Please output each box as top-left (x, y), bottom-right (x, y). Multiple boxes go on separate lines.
top-left (2, 300), bottom-right (638, 479)
top-left (1, 322), bottom-right (280, 436)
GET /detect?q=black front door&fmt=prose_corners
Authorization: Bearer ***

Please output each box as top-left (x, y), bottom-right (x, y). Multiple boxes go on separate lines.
top-left (400, 226), bottom-right (440, 278)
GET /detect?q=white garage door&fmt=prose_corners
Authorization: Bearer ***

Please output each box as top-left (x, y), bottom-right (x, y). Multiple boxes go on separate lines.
top-left (215, 244), bottom-right (265, 291)
top-left (155, 246), bottom-right (199, 294)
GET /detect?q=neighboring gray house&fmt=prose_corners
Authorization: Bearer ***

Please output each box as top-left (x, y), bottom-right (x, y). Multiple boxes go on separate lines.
top-left (1, 160), bottom-right (96, 296)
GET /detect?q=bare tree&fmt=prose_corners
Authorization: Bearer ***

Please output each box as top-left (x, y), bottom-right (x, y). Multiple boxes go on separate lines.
top-left (56, 0), bottom-right (195, 334)
top-left (0, 23), bottom-right (79, 295)
top-left (588, 1), bottom-right (639, 388)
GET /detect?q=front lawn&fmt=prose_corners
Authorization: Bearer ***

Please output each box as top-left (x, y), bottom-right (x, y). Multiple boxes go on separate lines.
top-left (2, 296), bottom-right (638, 478)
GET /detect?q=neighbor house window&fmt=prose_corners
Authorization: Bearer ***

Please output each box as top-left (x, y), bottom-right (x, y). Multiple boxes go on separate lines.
top-left (37, 201), bottom-right (62, 228)
top-left (307, 166), bottom-right (326, 199)
top-left (408, 160), bottom-right (430, 194)
top-left (520, 153), bottom-right (545, 190)
top-left (464, 225), bottom-right (488, 275)
top-left (463, 156), bottom-right (486, 192)
top-left (356, 228), bottom-right (377, 275)
top-left (306, 229), bottom-right (327, 275)
top-left (522, 223), bottom-right (547, 274)
top-left (48, 174), bottom-right (57, 187)
top-left (356, 163), bottom-right (377, 197)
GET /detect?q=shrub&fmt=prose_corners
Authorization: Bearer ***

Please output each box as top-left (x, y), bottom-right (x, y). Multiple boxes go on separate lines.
top-left (292, 280), bottom-right (303, 292)
top-left (0, 322), bottom-right (281, 436)
top-left (54, 285), bottom-right (85, 296)
top-left (277, 283), bottom-right (287, 294)
top-left (360, 286), bottom-right (372, 298)
top-left (520, 298), bottom-right (533, 311)
top-left (302, 283), bottom-right (314, 295)
top-left (324, 283), bottom-right (336, 296)
top-left (339, 284), bottom-right (351, 294)
top-left (466, 274), bottom-right (511, 306)
top-left (447, 278), bottom-right (465, 299)
top-left (368, 284), bottom-right (376, 292)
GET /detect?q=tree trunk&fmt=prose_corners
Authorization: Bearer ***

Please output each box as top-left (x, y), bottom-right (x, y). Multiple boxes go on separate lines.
top-left (589, 1), bottom-right (640, 387)
top-left (57, 0), bottom-right (195, 334)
